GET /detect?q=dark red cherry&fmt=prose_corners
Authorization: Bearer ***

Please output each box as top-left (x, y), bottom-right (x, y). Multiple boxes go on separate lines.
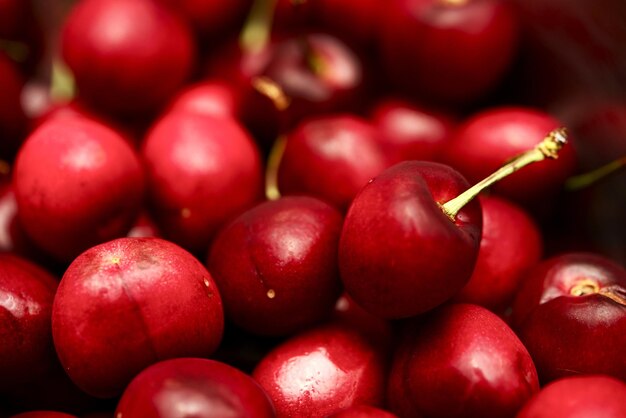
top-left (208, 196), bottom-right (343, 335)
top-left (142, 112), bottom-right (263, 255)
top-left (516, 375), bottom-right (626, 418)
top-left (253, 324), bottom-right (387, 417)
top-left (443, 107), bottom-right (577, 205)
top-left (14, 118), bottom-right (144, 262)
top-left (455, 195), bottom-right (542, 311)
top-left (0, 53), bottom-right (27, 158)
top-left (0, 254), bottom-right (57, 390)
top-left (52, 238), bottom-right (224, 398)
top-left (370, 98), bottom-right (456, 164)
top-left (388, 304), bottom-right (539, 418)
top-left (277, 115), bottom-right (390, 210)
top-left (339, 161), bottom-right (482, 318)
top-left (61, 0), bottom-right (196, 117)
top-left (116, 358), bottom-right (274, 418)
top-left (328, 405), bottom-right (398, 418)
top-left (380, 0), bottom-right (519, 106)
top-left (512, 252), bottom-right (626, 383)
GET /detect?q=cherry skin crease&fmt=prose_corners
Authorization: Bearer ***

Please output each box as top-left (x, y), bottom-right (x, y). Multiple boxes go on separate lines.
top-left (115, 358), bottom-right (275, 418)
top-left (51, 237), bottom-right (224, 398)
top-left (208, 196), bottom-right (343, 336)
top-left (13, 117), bottom-right (144, 263)
top-left (515, 375), bottom-right (626, 418)
top-left (0, 254), bottom-right (58, 391)
top-left (512, 252), bottom-right (626, 383)
top-left (387, 303), bottom-right (539, 418)
top-left (339, 161), bottom-right (482, 319)
top-left (252, 324), bottom-right (388, 418)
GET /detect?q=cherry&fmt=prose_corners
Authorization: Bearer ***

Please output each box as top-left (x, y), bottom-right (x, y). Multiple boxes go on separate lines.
top-left (61, 0), bottom-right (196, 117)
top-left (516, 375), bottom-right (626, 418)
top-left (13, 117), bottom-right (144, 263)
top-left (443, 107), bottom-right (577, 206)
top-left (253, 324), bottom-right (387, 417)
top-left (328, 405), bottom-right (398, 418)
top-left (379, 0), bottom-right (519, 106)
top-left (126, 211), bottom-right (161, 239)
top-left (387, 304), bottom-right (539, 418)
top-left (276, 114), bottom-right (389, 210)
top-left (0, 53), bottom-right (27, 159)
top-left (165, 80), bottom-right (238, 120)
top-left (116, 358), bottom-right (274, 418)
top-left (142, 111), bottom-right (263, 255)
top-left (0, 254), bottom-right (58, 390)
top-left (454, 195), bottom-right (543, 311)
top-left (512, 252), bottom-right (626, 383)
top-left (208, 196), bottom-right (343, 336)
top-left (370, 98), bottom-right (456, 164)
top-left (52, 237), bottom-right (224, 398)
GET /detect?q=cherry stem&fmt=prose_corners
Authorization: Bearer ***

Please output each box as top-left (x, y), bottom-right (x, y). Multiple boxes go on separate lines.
top-left (252, 76), bottom-right (291, 110)
top-left (441, 127), bottom-right (568, 221)
top-left (565, 156), bottom-right (626, 191)
top-left (0, 39), bottom-right (29, 62)
top-left (265, 135), bottom-right (287, 200)
top-left (50, 59), bottom-right (76, 102)
top-left (240, 0), bottom-right (276, 54)
top-left (570, 279), bottom-right (626, 306)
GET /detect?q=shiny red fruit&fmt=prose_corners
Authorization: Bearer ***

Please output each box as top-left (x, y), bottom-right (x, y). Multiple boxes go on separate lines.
top-left (512, 252), bottom-right (626, 382)
top-left (339, 161), bottom-right (482, 318)
top-left (208, 196), bottom-right (343, 336)
top-left (116, 358), bottom-right (274, 418)
top-left (516, 375), bottom-right (626, 418)
top-left (142, 112), bottom-right (263, 255)
top-left (61, 0), bottom-right (195, 117)
top-left (165, 80), bottom-right (238, 120)
top-left (52, 238), bottom-right (224, 398)
top-left (388, 304), bottom-right (539, 418)
top-left (253, 325), bottom-right (387, 417)
top-left (14, 118), bottom-right (144, 262)
top-left (455, 196), bottom-right (542, 311)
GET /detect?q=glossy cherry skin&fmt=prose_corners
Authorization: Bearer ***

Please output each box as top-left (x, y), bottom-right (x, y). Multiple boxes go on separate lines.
top-left (61, 0), bottom-right (195, 117)
top-left (443, 107), bottom-right (577, 206)
top-left (455, 196), bottom-right (542, 311)
top-left (0, 53), bottom-right (27, 158)
top-left (388, 304), bottom-right (539, 418)
top-left (9, 413), bottom-right (77, 418)
top-left (370, 98), bottom-right (456, 164)
top-left (142, 112), bottom-right (263, 255)
top-left (208, 196), bottom-right (343, 336)
top-left (157, 0), bottom-right (250, 39)
top-left (165, 80), bottom-right (238, 120)
top-left (328, 405), bottom-right (398, 418)
top-left (516, 375), bottom-right (626, 418)
top-left (52, 237), bottom-right (224, 398)
top-left (512, 253), bottom-right (626, 383)
top-left (339, 161), bottom-right (482, 319)
top-left (0, 254), bottom-right (58, 390)
top-left (380, 0), bottom-right (519, 106)
top-left (277, 115), bottom-right (390, 210)
top-left (253, 324), bottom-right (387, 418)
top-left (13, 118), bottom-right (144, 263)
top-left (116, 358), bottom-right (274, 418)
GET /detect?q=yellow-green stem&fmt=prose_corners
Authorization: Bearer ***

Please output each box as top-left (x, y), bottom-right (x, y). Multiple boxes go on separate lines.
top-left (565, 156), bottom-right (626, 191)
top-left (265, 135), bottom-right (287, 200)
top-left (441, 127), bottom-right (568, 221)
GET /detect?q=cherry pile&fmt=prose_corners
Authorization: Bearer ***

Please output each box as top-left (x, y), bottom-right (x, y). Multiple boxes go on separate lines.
top-left (1, 0), bottom-right (626, 417)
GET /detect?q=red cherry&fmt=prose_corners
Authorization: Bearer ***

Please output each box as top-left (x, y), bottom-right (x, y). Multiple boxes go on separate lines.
top-left (0, 53), bottom-right (27, 158)
top-left (516, 375), bottom-right (626, 418)
top-left (52, 237), bottom-right (224, 398)
top-left (116, 358), bottom-right (274, 418)
top-left (61, 0), bottom-right (195, 117)
top-left (328, 405), bottom-right (398, 418)
top-left (443, 107), bottom-right (577, 206)
top-left (339, 161), bottom-right (482, 318)
top-left (454, 195), bottom-right (543, 311)
top-left (208, 196), bottom-right (343, 335)
top-left (277, 115), bottom-right (390, 210)
top-left (387, 304), bottom-right (539, 418)
top-left (9, 413), bottom-right (77, 418)
top-left (0, 254), bottom-right (57, 390)
top-left (370, 98), bottom-right (456, 164)
top-left (142, 112), bottom-right (263, 255)
top-left (380, 0), bottom-right (519, 105)
top-left (14, 118), bottom-right (144, 262)
top-left (512, 252), bottom-right (626, 382)
top-left (253, 324), bottom-right (387, 417)
top-left (165, 80), bottom-right (238, 120)
top-left (126, 212), bottom-right (161, 239)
